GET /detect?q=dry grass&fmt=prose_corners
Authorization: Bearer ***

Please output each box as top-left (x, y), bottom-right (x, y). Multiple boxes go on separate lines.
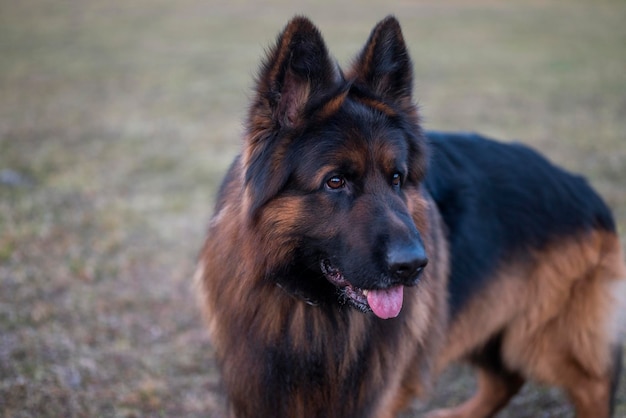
top-left (1, 0), bottom-right (625, 417)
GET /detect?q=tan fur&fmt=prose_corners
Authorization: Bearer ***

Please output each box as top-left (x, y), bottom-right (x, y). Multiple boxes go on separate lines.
top-left (430, 230), bottom-right (626, 418)
top-left (354, 95), bottom-right (398, 118)
top-left (315, 88), bottom-right (350, 121)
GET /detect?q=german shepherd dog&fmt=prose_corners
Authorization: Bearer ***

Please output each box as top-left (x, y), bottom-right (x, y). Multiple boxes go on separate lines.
top-left (197, 16), bottom-right (625, 418)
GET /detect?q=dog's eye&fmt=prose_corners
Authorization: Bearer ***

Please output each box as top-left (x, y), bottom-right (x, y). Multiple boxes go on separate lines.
top-left (391, 173), bottom-right (402, 187)
top-left (326, 176), bottom-right (346, 190)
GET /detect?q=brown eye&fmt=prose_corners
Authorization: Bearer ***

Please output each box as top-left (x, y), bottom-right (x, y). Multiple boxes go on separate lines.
top-left (326, 176), bottom-right (346, 190)
top-left (391, 173), bottom-right (402, 187)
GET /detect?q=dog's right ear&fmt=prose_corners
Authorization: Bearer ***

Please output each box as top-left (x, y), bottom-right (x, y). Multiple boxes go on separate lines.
top-left (248, 16), bottom-right (339, 133)
top-left (243, 17), bottom-right (339, 221)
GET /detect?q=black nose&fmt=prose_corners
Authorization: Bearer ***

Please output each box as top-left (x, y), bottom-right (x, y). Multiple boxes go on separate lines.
top-left (387, 243), bottom-right (428, 284)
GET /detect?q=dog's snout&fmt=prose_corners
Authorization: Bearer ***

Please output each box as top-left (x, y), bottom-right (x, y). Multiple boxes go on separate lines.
top-left (387, 243), bottom-right (428, 284)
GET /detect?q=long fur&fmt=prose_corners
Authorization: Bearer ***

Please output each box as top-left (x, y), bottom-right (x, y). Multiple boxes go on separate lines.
top-left (197, 16), bottom-right (625, 418)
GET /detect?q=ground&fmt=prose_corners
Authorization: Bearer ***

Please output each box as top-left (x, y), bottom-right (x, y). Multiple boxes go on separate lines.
top-left (1, 0), bottom-right (625, 417)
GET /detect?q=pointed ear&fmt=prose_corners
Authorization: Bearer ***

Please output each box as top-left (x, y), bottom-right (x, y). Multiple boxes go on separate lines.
top-left (349, 16), bottom-right (414, 109)
top-left (243, 17), bottom-right (338, 221)
top-left (249, 16), bottom-right (339, 133)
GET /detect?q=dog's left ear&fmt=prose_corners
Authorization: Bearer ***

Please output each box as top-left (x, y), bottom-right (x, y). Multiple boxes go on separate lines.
top-left (349, 16), bottom-right (414, 111)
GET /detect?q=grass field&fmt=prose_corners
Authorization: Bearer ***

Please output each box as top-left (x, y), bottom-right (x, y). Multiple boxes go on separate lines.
top-left (1, 0), bottom-right (625, 417)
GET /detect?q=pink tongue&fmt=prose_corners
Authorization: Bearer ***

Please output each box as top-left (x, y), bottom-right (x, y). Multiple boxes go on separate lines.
top-left (367, 286), bottom-right (404, 319)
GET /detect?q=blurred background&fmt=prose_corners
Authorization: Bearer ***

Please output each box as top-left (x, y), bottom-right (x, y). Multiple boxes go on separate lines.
top-left (1, 0), bottom-right (625, 416)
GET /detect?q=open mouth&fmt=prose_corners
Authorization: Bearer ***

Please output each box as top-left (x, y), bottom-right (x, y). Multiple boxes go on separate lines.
top-left (320, 259), bottom-right (404, 319)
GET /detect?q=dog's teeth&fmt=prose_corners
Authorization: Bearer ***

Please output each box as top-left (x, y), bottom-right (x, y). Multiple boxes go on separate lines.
top-left (363, 290), bottom-right (369, 296)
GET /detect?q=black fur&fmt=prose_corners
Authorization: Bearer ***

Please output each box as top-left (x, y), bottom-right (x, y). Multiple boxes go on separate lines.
top-left (424, 131), bottom-right (616, 315)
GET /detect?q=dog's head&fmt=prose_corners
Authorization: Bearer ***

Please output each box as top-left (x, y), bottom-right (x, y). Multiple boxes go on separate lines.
top-left (242, 16), bottom-right (430, 319)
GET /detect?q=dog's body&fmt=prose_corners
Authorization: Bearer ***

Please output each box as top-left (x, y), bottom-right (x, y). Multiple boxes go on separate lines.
top-left (197, 16), bottom-right (625, 418)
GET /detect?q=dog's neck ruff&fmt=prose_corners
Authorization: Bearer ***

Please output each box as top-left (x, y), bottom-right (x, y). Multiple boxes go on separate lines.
top-left (275, 282), bottom-right (320, 306)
